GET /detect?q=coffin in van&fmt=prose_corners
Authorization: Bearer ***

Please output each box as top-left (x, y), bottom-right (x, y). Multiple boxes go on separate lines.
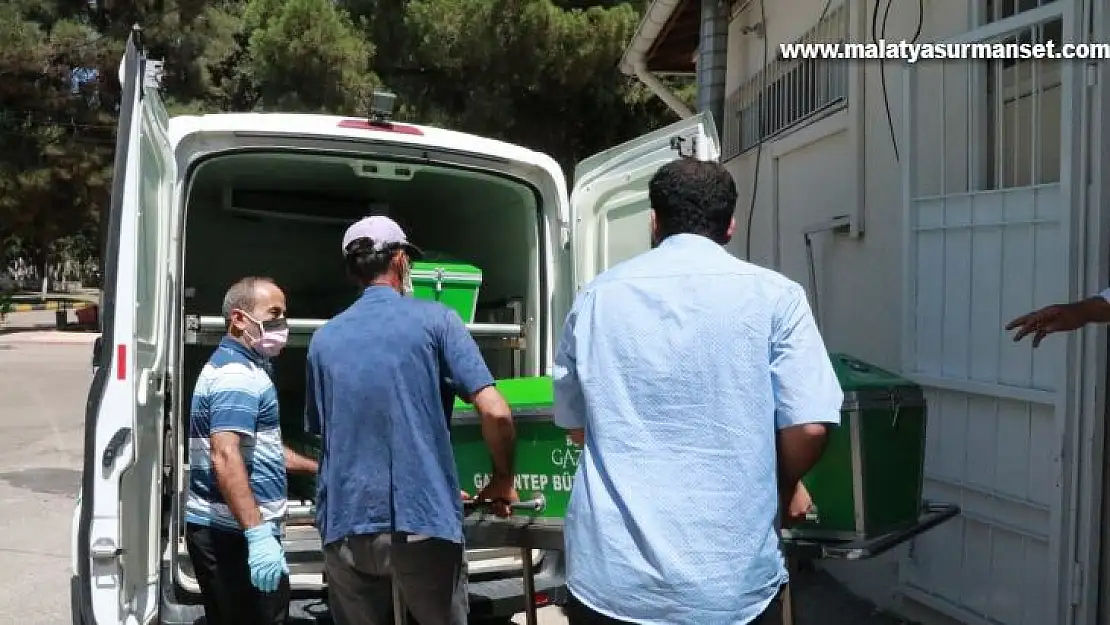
top-left (71, 33), bottom-right (720, 625)
top-left (410, 258), bottom-right (484, 324)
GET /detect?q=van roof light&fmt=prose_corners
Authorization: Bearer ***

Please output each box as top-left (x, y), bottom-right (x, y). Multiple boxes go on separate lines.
top-left (369, 90), bottom-right (397, 123)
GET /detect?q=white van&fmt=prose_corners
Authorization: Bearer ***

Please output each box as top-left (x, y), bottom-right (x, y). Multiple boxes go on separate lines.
top-left (70, 35), bottom-right (719, 624)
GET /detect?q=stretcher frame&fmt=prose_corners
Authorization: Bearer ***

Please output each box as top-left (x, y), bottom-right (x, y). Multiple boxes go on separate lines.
top-left (776, 501), bottom-right (961, 625)
top-left (183, 314), bottom-right (527, 350)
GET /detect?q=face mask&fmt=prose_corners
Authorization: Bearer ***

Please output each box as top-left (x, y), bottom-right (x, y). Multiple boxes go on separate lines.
top-left (242, 312), bottom-right (289, 358)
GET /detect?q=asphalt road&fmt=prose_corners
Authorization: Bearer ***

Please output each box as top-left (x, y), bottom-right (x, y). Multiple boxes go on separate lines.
top-left (0, 335), bottom-right (90, 624)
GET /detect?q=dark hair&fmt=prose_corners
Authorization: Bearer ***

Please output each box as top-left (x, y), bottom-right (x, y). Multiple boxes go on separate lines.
top-left (648, 158), bottom-right (737, 244)
top-left (345, 238), bottom-right (403, 283)
top-left (222, 276), bottom-right (276, 325)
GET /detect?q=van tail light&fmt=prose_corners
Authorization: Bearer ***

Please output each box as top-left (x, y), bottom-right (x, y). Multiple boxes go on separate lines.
top-left (116, 344), bottom-right (127, 380)
top-left (533, 592), bottom-right (550, 608)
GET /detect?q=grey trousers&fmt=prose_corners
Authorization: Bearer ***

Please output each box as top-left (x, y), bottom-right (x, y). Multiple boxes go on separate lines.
top-left (323, 533), bottom-right (468, 625)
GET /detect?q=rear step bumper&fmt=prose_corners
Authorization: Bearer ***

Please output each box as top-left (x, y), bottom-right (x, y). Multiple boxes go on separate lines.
top-left (158, 550), bottom-right (566, 623)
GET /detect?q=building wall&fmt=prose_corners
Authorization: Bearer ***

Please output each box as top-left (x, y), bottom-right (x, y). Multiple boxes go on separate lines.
top-left (720, 1), bottom-right (977, 622)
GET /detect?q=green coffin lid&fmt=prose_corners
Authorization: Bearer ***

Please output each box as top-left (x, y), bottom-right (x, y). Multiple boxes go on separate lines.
top-left (411, 259), bottom-right (482, 282)
top-left (829, 353), bottom-right (924, 407)
top-left (453, 376), bottom-right (554, 415)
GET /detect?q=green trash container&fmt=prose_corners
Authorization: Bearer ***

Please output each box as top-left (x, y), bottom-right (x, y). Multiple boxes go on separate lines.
top-left (452, 376), bottom-right (570, 520)
top-left (410, 259), bottom-right (483, 323)
top-left (788, 353), bottom-right (928, 541)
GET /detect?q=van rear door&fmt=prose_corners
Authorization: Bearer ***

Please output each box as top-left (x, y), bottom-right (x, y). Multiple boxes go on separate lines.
top-left (568, 111), bottom-right (720, 287)
top-left (74, 32), bottom-right (175, 625)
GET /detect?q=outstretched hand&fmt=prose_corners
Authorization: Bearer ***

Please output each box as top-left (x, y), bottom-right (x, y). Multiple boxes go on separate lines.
top-left (1005, 302), bottom-right (1090, 348)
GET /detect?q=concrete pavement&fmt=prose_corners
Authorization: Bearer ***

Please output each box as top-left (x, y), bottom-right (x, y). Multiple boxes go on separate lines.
top-left (0, 336), bottom-right (91, 623)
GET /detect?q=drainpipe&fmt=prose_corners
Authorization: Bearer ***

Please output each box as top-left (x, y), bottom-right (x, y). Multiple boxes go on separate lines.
top-left (619, 0), bottom-right (695, 119)
top-left (696, 0), bottom-right (729, 131)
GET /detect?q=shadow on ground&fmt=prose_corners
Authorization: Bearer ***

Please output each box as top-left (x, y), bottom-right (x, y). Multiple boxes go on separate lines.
top-left (0, 467), bottom-right (81, 496)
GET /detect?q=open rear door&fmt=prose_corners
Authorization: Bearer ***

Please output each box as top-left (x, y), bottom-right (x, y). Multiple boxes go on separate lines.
top-left (569, 111), bottom-right (720, 288)
top-left (74, 31), bottom-right (175, 625)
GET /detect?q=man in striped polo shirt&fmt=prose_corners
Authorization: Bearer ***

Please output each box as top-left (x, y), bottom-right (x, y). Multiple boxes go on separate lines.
top-left (185, 276), bottom-right (317, 625)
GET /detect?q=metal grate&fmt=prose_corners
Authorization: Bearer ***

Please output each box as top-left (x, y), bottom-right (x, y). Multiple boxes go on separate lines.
top-left (980, 0), bottom-right (1062, 189)
top-left (902, 1), bottom-right (1063, 196)
top-left (723, 3), bottom-right (849, 160)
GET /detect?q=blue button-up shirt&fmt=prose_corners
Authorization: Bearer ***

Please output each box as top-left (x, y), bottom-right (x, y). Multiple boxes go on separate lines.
top-left (553, 233), bottom-right (843, 625)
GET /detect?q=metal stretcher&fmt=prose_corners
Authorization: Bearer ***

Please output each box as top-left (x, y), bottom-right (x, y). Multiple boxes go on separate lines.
top-left (287, 497), bottom-right (956, 625)
top-left (390, 494), bottom-right (549, 625)
top-left (776, 502), bottom-right (961, 625)
top-left (287, 494), bottom-right (550, 625)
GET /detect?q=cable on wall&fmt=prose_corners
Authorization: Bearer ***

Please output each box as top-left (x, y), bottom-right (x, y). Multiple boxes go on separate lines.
top-left (743, 0), bottom-right (769, 261)
top-left (876, 0), bottom-right (925, 163)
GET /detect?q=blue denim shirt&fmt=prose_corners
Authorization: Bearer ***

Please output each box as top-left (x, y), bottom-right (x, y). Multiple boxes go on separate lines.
top-left (305, 286), bottom-right (494, 545)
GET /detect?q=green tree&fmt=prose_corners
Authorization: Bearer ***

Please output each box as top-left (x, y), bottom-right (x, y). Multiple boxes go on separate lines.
top-left (366, 0), bottom-right (679, 173)
top-left (1, 0), bottom-right (686, 265)
top-left (243, 0), bottom-right (377, 113)
top-left (0, 1), bottom-right (117, 269)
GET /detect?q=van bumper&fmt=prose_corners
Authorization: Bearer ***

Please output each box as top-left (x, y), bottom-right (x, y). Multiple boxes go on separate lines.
top-left (157, 551), bottom-right (565, 623)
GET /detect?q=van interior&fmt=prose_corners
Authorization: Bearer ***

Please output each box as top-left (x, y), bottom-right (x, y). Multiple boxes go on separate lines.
top-left (172, 151), bottom-right (547, 593)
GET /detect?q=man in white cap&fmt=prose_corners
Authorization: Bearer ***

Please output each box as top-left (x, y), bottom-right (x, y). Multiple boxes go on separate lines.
top-left (304, 216), bottom-right (519, 625)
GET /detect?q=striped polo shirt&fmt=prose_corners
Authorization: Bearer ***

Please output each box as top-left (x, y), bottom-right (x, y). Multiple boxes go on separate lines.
top-left (185, 336), bottom-right (287, 533)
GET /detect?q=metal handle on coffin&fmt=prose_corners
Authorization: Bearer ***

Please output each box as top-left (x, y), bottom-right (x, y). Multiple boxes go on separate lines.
top-left (283, 492), bottom-right (547, 526)
top-left (463, 491), bottom-right (546, 513)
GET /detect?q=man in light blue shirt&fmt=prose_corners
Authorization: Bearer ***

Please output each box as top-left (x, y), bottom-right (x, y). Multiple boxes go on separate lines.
top-left (553, 158), bottom-right (843, 625)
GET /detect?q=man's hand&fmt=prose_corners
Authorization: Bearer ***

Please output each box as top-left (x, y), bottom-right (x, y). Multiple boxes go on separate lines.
top-left (780, 482), bottom-right (814, 528)
top-left (567, 428), bottom-right (585, 446)
top-left (283, 445), bottom-right (318, 474)
top-left (476, 476), bottom-right (519, 518)
top-left (1006, 298), bottom-right (1110, 347)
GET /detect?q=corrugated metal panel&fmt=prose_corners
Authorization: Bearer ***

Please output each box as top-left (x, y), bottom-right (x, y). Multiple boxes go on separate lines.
top-left (900, 1), bottom-right (1081, 623)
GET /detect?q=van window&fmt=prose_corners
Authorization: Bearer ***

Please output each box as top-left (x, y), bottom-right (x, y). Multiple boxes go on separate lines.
top-left (599, 198), bottom-right (651, 270)
top-left (135, 132), bottom-right (163, 342)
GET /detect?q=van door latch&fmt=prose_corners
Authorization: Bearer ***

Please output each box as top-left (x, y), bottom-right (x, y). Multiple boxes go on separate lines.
top-left (90, 537), bottom-right (123, 561)
top-left (102, 427), bottom-right (133, 471)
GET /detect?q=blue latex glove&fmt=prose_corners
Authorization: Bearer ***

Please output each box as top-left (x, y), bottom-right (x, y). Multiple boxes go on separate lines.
top-left (244, 522), bottom-right (288, 593)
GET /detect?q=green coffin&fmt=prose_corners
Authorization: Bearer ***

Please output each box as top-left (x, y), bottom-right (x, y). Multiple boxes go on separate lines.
top-left (410, 259), bottom-right (483, 323)
top-left (452, 376), bottom-right (571, 520)
top-left (285, 375), bottom-right (570, 522)
top-left (787, 353), bottom-right (928, 541)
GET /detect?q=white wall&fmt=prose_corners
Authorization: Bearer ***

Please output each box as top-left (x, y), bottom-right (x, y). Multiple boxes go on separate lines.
top-left (721, 1), bottom-right (978, 622)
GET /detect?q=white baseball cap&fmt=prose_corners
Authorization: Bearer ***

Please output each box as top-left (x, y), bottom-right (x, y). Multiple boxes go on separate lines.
top-left (341, 215), bottom-right (423, 259)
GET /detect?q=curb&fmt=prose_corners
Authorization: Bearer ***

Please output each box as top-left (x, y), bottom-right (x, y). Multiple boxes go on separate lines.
top-left (9, 301), bottom-right (93, 312)
top-left (0, 330), bottom-right (100, 344)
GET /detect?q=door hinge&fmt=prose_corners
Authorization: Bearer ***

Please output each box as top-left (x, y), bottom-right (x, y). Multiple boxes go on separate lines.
top-left (1070, 561), bottom-right (1084, 606)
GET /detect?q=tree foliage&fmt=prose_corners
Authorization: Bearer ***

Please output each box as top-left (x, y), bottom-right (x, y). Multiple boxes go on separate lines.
top-left (0, 0), bottom-right (687, 265)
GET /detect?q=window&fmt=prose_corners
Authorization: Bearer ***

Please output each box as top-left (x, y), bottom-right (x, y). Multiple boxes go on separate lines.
top-left (980, 0), bottom-right (1061, 189)
top-left (135, 133), bottom-right (164, 343)
top-left (723, 3), bottom-right (848, 160)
